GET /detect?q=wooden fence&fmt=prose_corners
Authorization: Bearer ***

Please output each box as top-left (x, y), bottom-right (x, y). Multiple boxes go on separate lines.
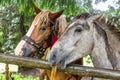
top-left (0, 54), bottom-right (120, 79)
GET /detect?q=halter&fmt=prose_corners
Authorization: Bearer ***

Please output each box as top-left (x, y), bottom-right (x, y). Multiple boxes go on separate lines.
top-left (22, 36), bottom-right (43, 49)
top-left (22, 19), bottom-right (58, 58)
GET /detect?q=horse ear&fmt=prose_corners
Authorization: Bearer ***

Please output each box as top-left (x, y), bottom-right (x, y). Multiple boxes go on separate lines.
top-left (88, 13), bottom-right (104, 22)
top-left (87, 13), bottom-right (104, 27)
top-left (49, 10), bottom-right (64, 20)
top-left (33, 4), bottom-right (41, 14)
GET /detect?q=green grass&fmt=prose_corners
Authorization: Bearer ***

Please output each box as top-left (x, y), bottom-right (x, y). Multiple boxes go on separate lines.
top-left (0, 73), bottom-right (39, 80)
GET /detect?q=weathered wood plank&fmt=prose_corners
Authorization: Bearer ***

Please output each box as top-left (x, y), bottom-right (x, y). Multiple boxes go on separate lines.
top-left (0, 54), bottom-right (120, 79)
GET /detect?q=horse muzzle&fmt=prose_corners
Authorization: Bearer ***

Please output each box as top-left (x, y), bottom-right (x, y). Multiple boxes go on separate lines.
top-left (48, 48), bottom-right (67, 68)
top-left (21, 45), bottom-right (33, 57)
top-left (14, 40), bottom-right (35, 57)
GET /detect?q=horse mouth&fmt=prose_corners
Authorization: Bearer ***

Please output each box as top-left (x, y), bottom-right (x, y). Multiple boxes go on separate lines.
top-left (53, 55), bottom-right (72, 69)
top-left (59, 59), bottom-right (67, 69)
top-left (48, 50), bottom-right (74, 69)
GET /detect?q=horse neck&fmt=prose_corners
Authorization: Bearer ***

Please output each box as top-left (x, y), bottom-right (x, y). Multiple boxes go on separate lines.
top-left (90, 25), bottom-right (113, 69)
top-left (97, 21), bottom-right (120, 70)
top-left (103, 28), bottom-right (120, 70)
top-left (57, 16), bottom-right (67, 37)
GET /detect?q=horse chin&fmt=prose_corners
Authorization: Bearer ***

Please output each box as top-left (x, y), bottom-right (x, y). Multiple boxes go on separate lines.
top-left (57, 55), bottom-right (73, 69)
top-left (48, 53), bottom-right (66, 69)
top-left (58, 57), bottom-right (74, 69)
top-left (58, 59), bottom-right (67, 69)
top-left (59, 52), bottom-right (82, 69)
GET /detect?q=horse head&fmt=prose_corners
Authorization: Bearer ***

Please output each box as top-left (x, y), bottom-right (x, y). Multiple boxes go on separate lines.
top-left (48, 13), bottom-right (104, 68)
top-left (14, 4), bottom-right (64, 57)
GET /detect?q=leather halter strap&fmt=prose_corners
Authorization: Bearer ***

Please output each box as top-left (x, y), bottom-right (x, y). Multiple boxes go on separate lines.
top-left (22, 35), bottom-right (43, 49)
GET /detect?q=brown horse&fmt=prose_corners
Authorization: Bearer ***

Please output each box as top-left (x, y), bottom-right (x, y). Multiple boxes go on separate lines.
top-left (15, 4), bottom-right (64, 57)
top-left (14, 4), bottom-right (77, 80)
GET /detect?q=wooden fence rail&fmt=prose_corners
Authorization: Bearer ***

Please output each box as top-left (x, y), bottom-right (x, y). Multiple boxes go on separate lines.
top-left (0, 54), bottom-right (120, 79)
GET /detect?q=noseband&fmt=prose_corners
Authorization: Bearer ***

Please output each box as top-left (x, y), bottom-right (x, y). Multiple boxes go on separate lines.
top-left (22, 19), bottom-right (58, 58)
top-left (22, 36), bottom-right (43, 49)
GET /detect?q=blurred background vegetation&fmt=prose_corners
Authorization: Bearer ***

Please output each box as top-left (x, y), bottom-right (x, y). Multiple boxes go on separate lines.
top-left (0, 0), bottom-right (120, 54)
top-left (0, 0), bottom-right (120, 79)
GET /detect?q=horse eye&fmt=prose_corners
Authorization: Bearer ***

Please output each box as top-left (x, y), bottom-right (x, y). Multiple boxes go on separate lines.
top-left (39, 26), bottom-right (46, 31)
top-left (75, 28), bottom-right (82, 32)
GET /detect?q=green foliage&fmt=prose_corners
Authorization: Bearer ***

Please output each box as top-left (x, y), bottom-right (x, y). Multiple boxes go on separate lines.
top-left (0, 0), bottom-right (120, 54)
top-left (0, 74), bottom-right (5, 80)
top-left (0, 6), bottom-right (22, 53)
top-left (0, 73), bottom-right (39, 80)
top-left (0, 0), bottom-right (34, 16)
top-left (0, 32), bottom-right (3, 43)
top-left (0, 0), bottom-right (90, 17)
top-left (84, 56), bottom-right (93, 67)
top-left (34, 0), bottom-right (90, 17)
top-left (105, 7), bottom-right (120, 26)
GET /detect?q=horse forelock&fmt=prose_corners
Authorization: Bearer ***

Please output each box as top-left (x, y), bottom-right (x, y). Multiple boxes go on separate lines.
top-left (73, 13), bottom-right (91, 21)
top-left (38, 11), bottom-right (51, 24)
top-left (26, 11), bottom-right (52, 37)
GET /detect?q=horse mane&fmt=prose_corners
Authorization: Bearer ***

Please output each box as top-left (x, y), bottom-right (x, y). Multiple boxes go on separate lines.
top-left (94, 15), bottom-right (120, 69)
top-left (73, 13), bottom-right (91, 21)
top-left (57, 16), bottom-right (67, 37)
top-left (74, 12), bottom-right (120, 41)
top-left (74, 12), bottom-right (120, 69)
top-left (106, 20), bottom-right (120, 41)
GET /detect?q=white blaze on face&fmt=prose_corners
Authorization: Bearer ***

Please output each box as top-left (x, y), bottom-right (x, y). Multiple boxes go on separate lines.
top-left (14, 19), bottom-right (38, 56)
top-left (14, 40), bottom-right (26, 56)
top-left (26, 21), bottom-right (37, 37)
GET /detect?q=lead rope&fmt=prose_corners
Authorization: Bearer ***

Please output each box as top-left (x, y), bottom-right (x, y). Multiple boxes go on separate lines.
top-left (50, 63), bottom-right (59, 80)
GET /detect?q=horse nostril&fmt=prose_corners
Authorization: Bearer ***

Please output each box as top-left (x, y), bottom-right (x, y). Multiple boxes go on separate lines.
top-left (53, 54), bottom-right (56, 59)
top-left (21, 46), bottom-right (32, 57)
top-left (21, 47), bottom-right (27, 56)
top-left (22, 47), bottom-right (26, 53)
top-left (50, 54), bottom-right (57, 66)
